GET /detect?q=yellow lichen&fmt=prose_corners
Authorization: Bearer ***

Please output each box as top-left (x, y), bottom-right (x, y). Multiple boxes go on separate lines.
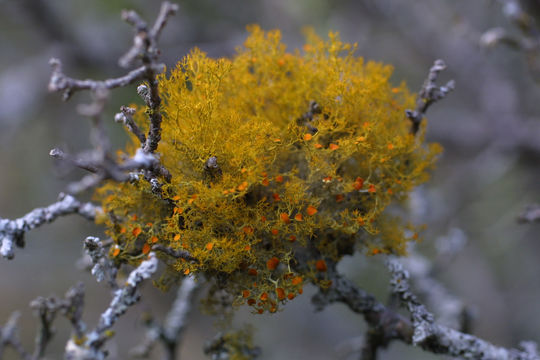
top-left (94, 26), bottom-right (440, 313)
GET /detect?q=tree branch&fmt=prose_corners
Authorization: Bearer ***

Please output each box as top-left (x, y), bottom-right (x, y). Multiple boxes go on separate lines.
top-left (406, 59), bottom-right (455, 135)
top-left (0, 193), bottom-right (100, 259)
top-left (65, 253), bottom-right (158, 359)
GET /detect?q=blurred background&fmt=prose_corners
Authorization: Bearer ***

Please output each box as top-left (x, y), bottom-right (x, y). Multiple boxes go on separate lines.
top-left (1, 0), bottom-right (540, 359)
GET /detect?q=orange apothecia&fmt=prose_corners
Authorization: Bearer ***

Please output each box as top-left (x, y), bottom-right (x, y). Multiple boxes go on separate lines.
top-left (95, 26), bottom-right (441, 314)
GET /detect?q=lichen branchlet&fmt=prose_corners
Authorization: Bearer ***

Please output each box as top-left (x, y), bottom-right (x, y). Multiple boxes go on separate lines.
top-left (95, 26), bottom-right (441, 314)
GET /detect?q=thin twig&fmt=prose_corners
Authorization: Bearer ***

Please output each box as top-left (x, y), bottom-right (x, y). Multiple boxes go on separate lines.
top-left (386, 257), bottom-right (539, 359)
top-left (0, 312), bottom-right (31, 360)
top-left (65, 253), bottom-right (158, 359)
top-left (406, 59), bottom-right (455, 135)
top-left (0, 193), bottom-right (100, 259)
top-left (517, 204), bottom-right (540, 223)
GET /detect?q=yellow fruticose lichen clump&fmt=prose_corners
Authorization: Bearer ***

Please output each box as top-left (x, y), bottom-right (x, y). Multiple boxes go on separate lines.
top-left (95, 26), bottom-right (441, 313)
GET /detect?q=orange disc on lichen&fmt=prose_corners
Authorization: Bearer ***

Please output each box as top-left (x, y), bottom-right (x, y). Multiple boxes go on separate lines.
top-left (205, 242), bottom-right (214, 251)
top-left (276, 288), bottom-right (285, 300)
top-left (306, 205), bottom-right (318, 216)
top-left (242, 290), bottom-right (250, 298)
top-left (294, 213), bottom-right (303, 221)
top-left (315, 259), bottom-right (327, 272)
top-left (280, 213), bottom-right (290, 224)
top-left (275, 175), bottom-right (284, 183)
top-left (237, 181), bottom-right (248, 191)
top-left (291, 276), bottom-right (303, 285)
top-left (142, 243), bottom-right (151, 255)
top-left (303, 133), bottom-right (312, 141)
top-left (353, 177), bottom-right (364, 190)
top-left (150, 236), bottom-right (158, 243)
top-left (132, 227), bottom-right (142, 237)
top-left (329, 143), bottom-right (339, 150)
top-left (267, 257), bottom-right (280, 270)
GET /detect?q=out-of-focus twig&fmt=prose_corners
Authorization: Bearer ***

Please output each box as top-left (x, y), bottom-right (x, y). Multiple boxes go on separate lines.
top-left (406, 59), bottom-right (455, 135)
top-left (65, 253), bottom-right (158, 360)
top-left (131, 276), bottom-right (199, 360)
top-left (30, 282), bottom-right (87, 359)
top-left (0, 312), bottom-right (31, 360)
top-left (518, 204), bottom-right (540, 223)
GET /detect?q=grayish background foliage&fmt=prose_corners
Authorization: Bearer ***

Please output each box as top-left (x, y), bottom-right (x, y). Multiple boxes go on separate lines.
top-left (1, 0), bottom-right (539, 359)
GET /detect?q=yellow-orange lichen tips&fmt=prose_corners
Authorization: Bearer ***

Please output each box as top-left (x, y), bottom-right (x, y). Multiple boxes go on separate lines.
top-left (183, 268), bottom-right (190, 275)
top-left (267, 257), bottom-right (280, 270)
top-left (280, 213), bottom-right (290, 224)
top-left (205, 242), bottom-right (214, 251)
top-left (173, 234), bottom-right (181, 241)
top-left (307, 205), bottom-right (318, 216)
top-left (294, 213), bottom-right (303, 221)
top-left (132, 227), bottom-right (142, 237)
top-left (314, 143), bottom-right (323, 149)
top-left (142, 243), bottom-right (151, 255)
top-left (242, 290), bottom-right (251, 298)
top-left (315, 259), bottom-right (328, 272)
top-left (303, 133), bottom-right (312, 141)
top-left (172, 195), bottom-right (181, 201)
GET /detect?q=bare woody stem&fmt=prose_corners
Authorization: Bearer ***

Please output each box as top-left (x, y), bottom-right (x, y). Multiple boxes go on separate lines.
top-left (0, 193), bottom-right (100, 260)
top-left (406, 59), bottom-right (455, 135)
top-left (386, 258), bottom-right (540, 359)
top-left (313, 263), bottom-right (539, 360)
